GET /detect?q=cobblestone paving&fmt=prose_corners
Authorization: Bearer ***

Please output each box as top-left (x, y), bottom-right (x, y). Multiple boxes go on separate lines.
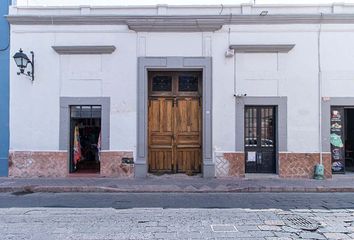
top-left (1, 207), bottom-right (354, 239)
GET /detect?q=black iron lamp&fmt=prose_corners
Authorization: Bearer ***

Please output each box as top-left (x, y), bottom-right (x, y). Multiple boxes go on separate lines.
top-left (13, 48), bottom-right (34, 82)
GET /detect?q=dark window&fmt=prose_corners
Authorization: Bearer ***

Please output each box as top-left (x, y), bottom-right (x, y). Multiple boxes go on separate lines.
top-left (152, 76), bottom-right (172, 92)
top-left (245, 107), bottom-right (257, 147)
top-left (70, 105), bottom-right (102, 119)
top-left (260, 107), bottom-right (274, 147)
top-left (178, 76), bottom-right (198, 92)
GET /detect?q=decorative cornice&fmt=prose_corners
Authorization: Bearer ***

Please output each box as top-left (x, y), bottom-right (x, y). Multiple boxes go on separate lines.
top-left (7, 15), bottom-right (127, 25)
top-left (6, 15), bottom-right (226, 32)
top-left (52, 45), bottom-right (116, 54)
top-left (229, 44), bottom-right (295, 53)
top-left (126, 17), bottom-right (225, 32)
top-left (7, 14), bottom-right (354, 32)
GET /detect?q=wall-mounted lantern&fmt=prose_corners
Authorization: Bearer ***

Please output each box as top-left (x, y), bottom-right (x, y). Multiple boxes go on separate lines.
top-left (13, 49), bottom-right (34, 82)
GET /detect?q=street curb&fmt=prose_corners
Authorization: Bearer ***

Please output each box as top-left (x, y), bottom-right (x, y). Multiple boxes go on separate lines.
top-left (2, 186), bottom-right (354, 193)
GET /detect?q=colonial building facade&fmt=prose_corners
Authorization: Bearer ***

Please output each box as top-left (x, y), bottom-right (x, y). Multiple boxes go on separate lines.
top-left (6, 3), bottom-right (354, 178)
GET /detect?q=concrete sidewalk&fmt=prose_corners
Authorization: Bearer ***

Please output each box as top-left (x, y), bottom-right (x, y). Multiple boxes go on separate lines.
top-left (1, 174), bottom-right (354, 193)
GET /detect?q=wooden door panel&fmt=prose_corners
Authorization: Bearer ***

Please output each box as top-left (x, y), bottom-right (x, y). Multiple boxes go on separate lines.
top-left (149, 149), bottom-right (173, 172)
top-left (189, 99), bottom-right (200, 132)
top-left (149, 100), bottom-right (160, 132)
top-left (150, 136), bottom-right (173, 146)
top-left (176, 98), bottom-right (201, 173)
top-left (162, 100), bottom-right (173, 133)
top-left (176, 149), bottom-right (201, 173)
top-left (176, 135), bottom-right (200, 145)
top-left (148, 98), bottom-right (174, 172)
top-left (177, 98), bottom-right (200, 134)
top-left (177, 100), bottom-right (189, 132)
top-left (149, 99), bottom-right (173, 134)
top-left (176, 98), bottom-right (200, 134)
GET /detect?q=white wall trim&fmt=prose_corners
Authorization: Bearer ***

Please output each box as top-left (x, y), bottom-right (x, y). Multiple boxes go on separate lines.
top-left (230, 44), bottom-right (295, 53)
top-left (52, 46), bottom-right (116, 55)
top-left (8, 14), bottom-right (354, 32)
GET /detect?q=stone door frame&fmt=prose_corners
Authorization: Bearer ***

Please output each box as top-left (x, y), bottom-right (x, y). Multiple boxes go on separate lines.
top-left (59, 97), bottom-right (111, 173)
top-left (322, 97), bottom-right (354, 153)
top-left (235, 96), bottom-right (288, 174)
top-left (136, 57), bottom-right (214, 178)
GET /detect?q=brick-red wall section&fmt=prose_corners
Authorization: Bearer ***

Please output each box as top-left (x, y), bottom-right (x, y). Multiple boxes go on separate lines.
top-left (9, 151), bottom-right (135, 178)
top-left (9, 151), bottom-right (332, 179)
top-left (222, 152), bottom-right (332, 179)
top-left (9, 151), bottom-right (67, 177)
top-left (279, 153), bottom-right (332, 179)
top-left (223, 153), bottom-right (245, 177)
top-left (100, 151), bottom-right (134, 178)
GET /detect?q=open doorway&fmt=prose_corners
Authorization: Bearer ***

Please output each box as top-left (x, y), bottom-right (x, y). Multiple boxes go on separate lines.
top-left (345, 108), bottom-right (354, 172)
top-left (70, 106), bottom-right (101, 174)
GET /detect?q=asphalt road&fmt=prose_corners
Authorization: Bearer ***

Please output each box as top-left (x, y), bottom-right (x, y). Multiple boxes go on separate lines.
top-left (1, 192), bottom-right (354, 210)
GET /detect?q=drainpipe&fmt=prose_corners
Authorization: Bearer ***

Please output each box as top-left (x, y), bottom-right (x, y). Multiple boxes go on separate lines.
top-left (314, 13), bottom-right (324, 180)
top-left (318, 13), bottom-right (323, 165)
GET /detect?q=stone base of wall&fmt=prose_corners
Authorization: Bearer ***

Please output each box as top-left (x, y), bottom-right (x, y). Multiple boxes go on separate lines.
top-left (215, 152), bottom-right (245, 177)
top-left (8, 151), bottom-right (331, 179)
top-left (9, 150), bottom-right (135, 178)
top-left (215, 152), bottom-right (332, 179)
top-left (100, 151), bottom-right (134, 178)
top-left (279, 153), bottom-right (332, 179)
top-left (9, 151), bottom-right (67, 177)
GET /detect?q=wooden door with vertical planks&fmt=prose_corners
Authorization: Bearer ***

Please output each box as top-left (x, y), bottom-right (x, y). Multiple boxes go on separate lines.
top-left (148, 98), bottom-right (174, 172)
top-left (148, 71), bottom-right (202, 174)
top-left (175, 97), bottom-right (201, 173)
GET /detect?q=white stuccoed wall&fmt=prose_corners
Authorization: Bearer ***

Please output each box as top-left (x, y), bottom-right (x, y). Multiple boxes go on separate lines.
top-left (8, 5), bottom-right (354, 156)
top-left (321, 25), bottom-right (354, 97)
top-left (142, 33), bottom-right (203, 57)
top-left (211, 30), bottom-right (236, 152)
top-left (10, 28), bottom-right (60, 151)
top-left (229, 24), bottom-right (321, 152)
top-left (10, 25), bottom-right (138, 151)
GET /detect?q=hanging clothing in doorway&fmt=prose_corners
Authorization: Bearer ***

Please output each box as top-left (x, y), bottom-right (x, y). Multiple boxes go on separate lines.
top-left (97, 131), bottom-right (101, 162)
top-left (73, 125), bottom-right (82, 167)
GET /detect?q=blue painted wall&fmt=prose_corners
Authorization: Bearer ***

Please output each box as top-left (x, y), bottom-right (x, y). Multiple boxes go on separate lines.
top-left (0, 0), bottom-right (10, 176)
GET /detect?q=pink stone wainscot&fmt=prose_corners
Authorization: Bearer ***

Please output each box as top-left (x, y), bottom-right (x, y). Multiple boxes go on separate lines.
top-left (9, 151), bottom-right (67, 177)
top-left (100, 151), bottom-right (134, 178)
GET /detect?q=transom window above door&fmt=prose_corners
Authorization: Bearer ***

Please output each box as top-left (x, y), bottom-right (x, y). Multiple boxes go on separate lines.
top-left (151, 76), bottom-right (172, 92)
top-left (178, 76), bottom-right (199, 92)
top-left (70, 105), bottom-right (102, 118)
top-left (149, 71), bottom-right (202, 97)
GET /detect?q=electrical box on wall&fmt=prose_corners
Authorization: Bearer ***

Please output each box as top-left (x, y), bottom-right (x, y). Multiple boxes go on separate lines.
top-left (122, 157), bottom-right (134, 164)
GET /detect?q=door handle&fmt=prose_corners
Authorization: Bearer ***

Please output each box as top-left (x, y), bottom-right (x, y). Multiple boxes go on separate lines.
top-left (257, 152), bottom-right (262, 164)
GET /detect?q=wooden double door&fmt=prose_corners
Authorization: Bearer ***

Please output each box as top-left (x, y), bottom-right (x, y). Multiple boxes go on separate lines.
top-left (148, 71), bottom-right (202, 174)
